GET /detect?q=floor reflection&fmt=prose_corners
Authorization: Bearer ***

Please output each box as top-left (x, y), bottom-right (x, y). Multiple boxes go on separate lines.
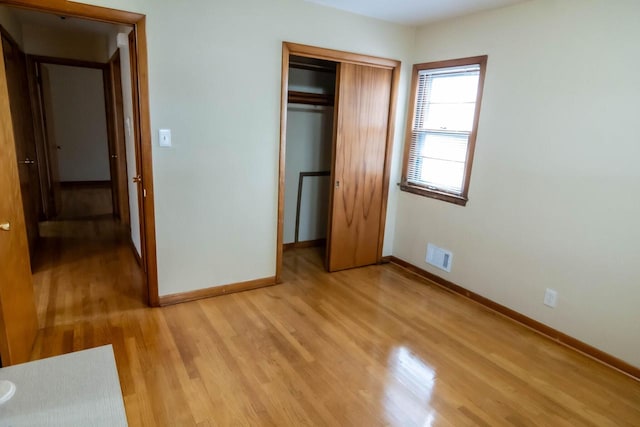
top-left (384, 346), bottom-right (437, 426)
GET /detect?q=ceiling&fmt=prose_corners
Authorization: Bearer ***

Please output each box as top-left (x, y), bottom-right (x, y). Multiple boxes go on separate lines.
top-left (305, 0), bottom-right (529, 25)
top-left (5, 1), bottom-right (528, 33)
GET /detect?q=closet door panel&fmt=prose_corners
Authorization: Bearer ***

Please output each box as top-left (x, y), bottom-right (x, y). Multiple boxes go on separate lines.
top-left (328, 63), bottom-right (392, 271)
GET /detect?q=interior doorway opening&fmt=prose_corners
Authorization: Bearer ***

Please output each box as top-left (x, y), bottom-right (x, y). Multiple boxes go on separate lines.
top-left (36, 60), bottom-right (117, 220)
top-left (0, 1), bottom-right (157, 366)
top-left (0, 6), bottom-right (141, 260)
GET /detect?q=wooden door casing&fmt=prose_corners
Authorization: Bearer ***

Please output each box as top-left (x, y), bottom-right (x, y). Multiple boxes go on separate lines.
top-left (0, 39), bottom-right (39, 366)
top-left (327, 63), bottom-right (392, 271)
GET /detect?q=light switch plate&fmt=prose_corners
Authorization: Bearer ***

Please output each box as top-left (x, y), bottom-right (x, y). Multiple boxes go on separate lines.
top-left (159, 129), bottom-right (171, 147)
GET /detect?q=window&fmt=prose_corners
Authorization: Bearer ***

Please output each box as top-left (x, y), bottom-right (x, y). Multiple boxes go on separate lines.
top-left (401, 56), bottom-right (487, 206)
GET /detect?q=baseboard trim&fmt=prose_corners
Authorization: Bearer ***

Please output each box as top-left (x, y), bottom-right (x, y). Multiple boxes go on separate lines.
top-left (283, 239), bottom-right (326, 251)
top-left (158, 276), bottom-right (277, 306)
top-left (387, 256), bottom-right (640, 381)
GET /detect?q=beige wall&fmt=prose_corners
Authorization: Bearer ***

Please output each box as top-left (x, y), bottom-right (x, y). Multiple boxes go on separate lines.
top-left (394, 0), bottom-right (640, 367)
top-left (76, 0), bottom-right (413, 295)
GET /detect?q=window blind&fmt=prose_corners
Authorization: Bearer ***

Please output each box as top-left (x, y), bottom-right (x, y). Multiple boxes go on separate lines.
top-left (407, 65), bottom-right (480, 195)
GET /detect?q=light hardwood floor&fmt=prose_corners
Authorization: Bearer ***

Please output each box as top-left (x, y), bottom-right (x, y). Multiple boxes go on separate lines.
top-left (31, 219), bottom-right (640, 426)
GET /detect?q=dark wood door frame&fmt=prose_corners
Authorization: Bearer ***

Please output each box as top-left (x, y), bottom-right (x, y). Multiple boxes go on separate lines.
top-left (0, 0), bottom-right (159, 307)
top-left (277, 42), bottom-right (401, 282)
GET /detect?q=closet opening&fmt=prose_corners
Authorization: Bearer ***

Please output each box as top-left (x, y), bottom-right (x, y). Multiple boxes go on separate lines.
top-left (276, 43), bottom-right (401, 281)
top-left (282, 55), bottom-right (337, 256)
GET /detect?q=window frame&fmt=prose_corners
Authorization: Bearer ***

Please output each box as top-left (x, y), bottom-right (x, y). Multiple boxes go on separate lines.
top-left (401, 55), bottom-right (488, 206)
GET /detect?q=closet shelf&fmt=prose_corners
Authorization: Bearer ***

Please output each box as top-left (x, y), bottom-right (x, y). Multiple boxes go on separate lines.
top-left (288, 91), bottom-right (334, 106)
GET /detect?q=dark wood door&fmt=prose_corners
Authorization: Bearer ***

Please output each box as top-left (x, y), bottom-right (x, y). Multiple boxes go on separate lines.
top-left (108, 50), bottom-right (130, 225)
top-left (104, 66), bottom-right (120, 218)
top-left (0, 40), bottom-right (39, 366)
top-left (39, 64), bottom-right (62, 217)
top-left (2, 36), bottom-right (40, 256)
top-left (327, 63), bottom-right (392, 271)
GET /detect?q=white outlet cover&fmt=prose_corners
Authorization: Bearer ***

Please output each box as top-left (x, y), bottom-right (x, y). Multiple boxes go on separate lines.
top-left (544, 288), bottom-right (558, 308)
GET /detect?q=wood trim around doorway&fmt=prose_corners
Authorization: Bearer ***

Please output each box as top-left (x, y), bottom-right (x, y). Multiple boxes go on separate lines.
top-left (27, 55), bottom-right (105, 69)
top-left (276, 42), bottom-right (401, 282)
top-left (1, 0), bottom-right (160, 306)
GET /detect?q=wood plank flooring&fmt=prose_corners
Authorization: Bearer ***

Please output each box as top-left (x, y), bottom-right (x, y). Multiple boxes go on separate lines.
top-left (31, 219), bottom-right (640, 426)
top-left (57, 185), bottom-right (114, 219)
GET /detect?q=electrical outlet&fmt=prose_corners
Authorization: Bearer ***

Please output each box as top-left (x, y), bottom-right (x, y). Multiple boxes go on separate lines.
top-left (544, 288), bottom-right (558, 308)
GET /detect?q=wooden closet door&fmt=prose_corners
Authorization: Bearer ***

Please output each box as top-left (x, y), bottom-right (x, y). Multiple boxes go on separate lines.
top-left (2, 37), bottom-right (40, 256)
top-left (327, 63), bottom-right (392, 271)
top-left (0, 39), bottom-right (39, 366)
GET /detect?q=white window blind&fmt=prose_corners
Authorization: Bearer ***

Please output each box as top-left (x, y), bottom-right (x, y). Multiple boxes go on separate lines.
top-left (407, 65), bottom-right (481, 195)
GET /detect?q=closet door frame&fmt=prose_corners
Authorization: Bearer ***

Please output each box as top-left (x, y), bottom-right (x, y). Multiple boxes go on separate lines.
top-left (276, 42), bottom-right (401, 282)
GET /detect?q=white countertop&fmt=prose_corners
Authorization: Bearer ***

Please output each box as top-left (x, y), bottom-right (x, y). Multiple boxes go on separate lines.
top-left (0, 345), bottom-right (127, 426)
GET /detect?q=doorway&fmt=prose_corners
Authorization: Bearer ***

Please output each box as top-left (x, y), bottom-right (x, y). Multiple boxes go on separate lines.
top-left (277, 42), bottom-right (400, 280)
top-left (0, 2), bottom-right (157, 366)
top-left (1, 1), bottom-right (157, 304)
top-left (36, 59), bottom-right (114, 220)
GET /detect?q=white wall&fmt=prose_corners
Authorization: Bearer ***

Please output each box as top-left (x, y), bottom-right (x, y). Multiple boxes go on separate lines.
top-left (284, 68), bottom-right (334, 244)
top-left (42, 64), bottom-right (111, 182)
top-left (75, 0), bottom-right (413, 296)
top-left (394, 0), bottom-right (640, 367)
top-left (22, 24), bottom-right (108, 62)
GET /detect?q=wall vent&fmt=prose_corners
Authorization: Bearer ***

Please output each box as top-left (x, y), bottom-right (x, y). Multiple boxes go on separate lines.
top-left (426, 243), bottom-right (453, 273)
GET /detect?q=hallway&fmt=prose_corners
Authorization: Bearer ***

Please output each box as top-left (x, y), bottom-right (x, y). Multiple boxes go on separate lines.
top-left (28, 226), bottom-right (640, 426)
top-left (31, 218), bottom-right (145, 358)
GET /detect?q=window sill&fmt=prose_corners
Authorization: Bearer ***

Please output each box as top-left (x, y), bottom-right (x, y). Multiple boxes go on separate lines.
top-left (400, 183), bottom-right (468, 206)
